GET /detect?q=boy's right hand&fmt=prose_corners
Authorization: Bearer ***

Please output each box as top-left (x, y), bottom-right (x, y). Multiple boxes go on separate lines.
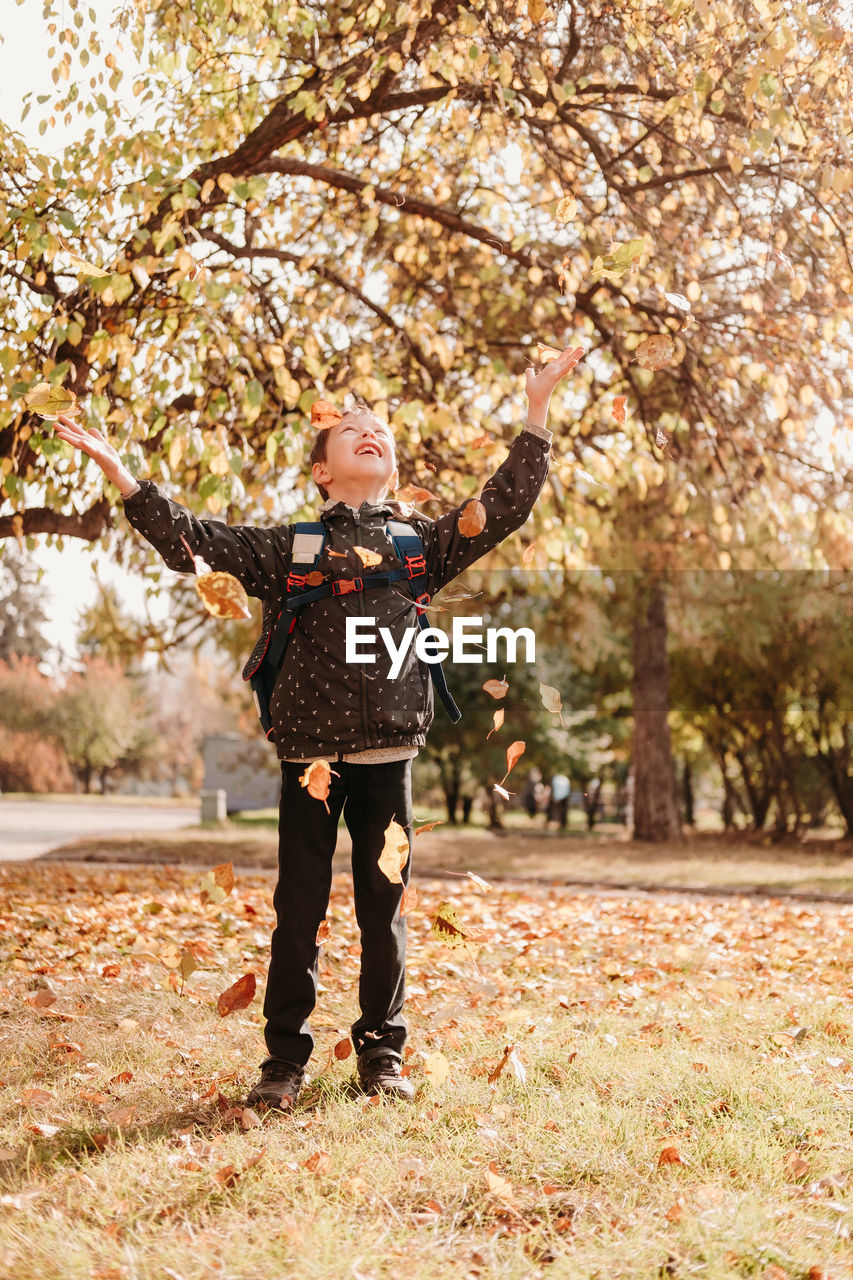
top-left (51, 415), bottom-right (140, 497)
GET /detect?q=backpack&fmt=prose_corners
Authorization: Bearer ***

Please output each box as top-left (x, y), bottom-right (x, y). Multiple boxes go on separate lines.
top-left (243, 519), bottom-right (461, 739)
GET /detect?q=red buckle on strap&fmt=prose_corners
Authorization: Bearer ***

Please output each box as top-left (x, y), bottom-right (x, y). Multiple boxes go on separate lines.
top-left (414, 592), bottom-right (431, 614)
top-left (332, 577), bottom-right (364, 595)
top-left (286, 572), bottom-right (307, 591)
top-left (405, 554), bottom-right (427, 578)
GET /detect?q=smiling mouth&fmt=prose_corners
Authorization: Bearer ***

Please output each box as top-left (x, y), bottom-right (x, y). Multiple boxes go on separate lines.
top-left (356, 444), bottom-right (382, 457)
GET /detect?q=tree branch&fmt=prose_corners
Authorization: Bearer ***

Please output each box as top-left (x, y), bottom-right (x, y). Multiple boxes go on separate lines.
top-left (0, 498), bottom-right (113, 542)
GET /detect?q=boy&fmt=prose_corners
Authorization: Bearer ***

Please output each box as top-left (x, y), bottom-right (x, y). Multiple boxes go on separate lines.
top-left (52, 344), bottom-right (583, 1110)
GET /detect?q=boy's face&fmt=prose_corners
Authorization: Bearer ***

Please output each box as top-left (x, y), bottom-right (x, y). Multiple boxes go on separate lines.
top-left (312, 409), bottom-right (398, 502)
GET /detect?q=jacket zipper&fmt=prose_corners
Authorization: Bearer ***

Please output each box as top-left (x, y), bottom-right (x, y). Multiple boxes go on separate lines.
top-left (355, 509), bottom-right (371, 745)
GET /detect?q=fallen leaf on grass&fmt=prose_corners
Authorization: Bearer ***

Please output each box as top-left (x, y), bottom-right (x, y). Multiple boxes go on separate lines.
top-left (423, 1052), bottom-right (451, 1087)
top-left (488, 1044), bottom-right (527, 1088)
top-left (15, 1088), bottom-right (53, 1107)
top-left (485, 1163), bottom-right (515, 1202)
top-left (658, 1145), bottom-right (685, 1167)
top-left (304, 1150), bottom-right (332, 1174)
top-left (334, 1038), bottom-right (352, 1061)
top-left (23, 1123), bottom-right (61, 1138)
top-left (217, 973), bottom-right (256, 1018)
top-left (784, 1151), bottom-right (810, 1180)
top-left (109, 1071), bottom-right (133, 1086)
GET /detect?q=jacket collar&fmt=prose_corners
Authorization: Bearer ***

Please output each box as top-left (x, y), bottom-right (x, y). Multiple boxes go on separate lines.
top-left (319, 496), bottom-right (402, 519)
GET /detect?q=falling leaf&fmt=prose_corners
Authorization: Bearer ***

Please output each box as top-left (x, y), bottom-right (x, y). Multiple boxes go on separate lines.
top-left (396, 484), bottom-right (436, 505)
top-left (555, 194), bottom-right (578, 224)
top-left (458, 499), bottom-right (487, 537)
top-left (485, 1163), bottom-right (515, 1202)
top-left (655, 428), bottom-right (669, 449)
top-left (195, 571), bottom-right (252, 621)
top-left (493, 784), bottom-right (512, 801)
top-left (522, 541), bottom-right (536, 566)
top-left (300, 760), bottom-right (333, 805)
top-left (25, 383), bottom-right (81, 421)
top-left (612, 395), bottom-right (628, 426)
top-left (487, 709), bottom-right (504, 739)
top-left (482, 676), bottom-right (509, 700)
top-left (664, 291), bottom-right (692, 311)
top-left (536, 341), bottom-right (563, 364)
top-left (378, 819), bottom-right (410, 884)
top-left (334, 1038), bottom-right (352, 1061)
top-left (466, 872), bottom-right (493, 894)
top-left (423, 1051), bottom-right (451, 1086)
top-left (590, 236), bottom-right (651, 283)
top-left (636, 335), bottom-right (676, 371)
top-left (316, 918), bottom-right (332, 945)
top-left (505, 740), bottom-right (526, 775)
top-left (414, 820), bottom-right (444, 835)
top-left (216, 972), bottom-right (256, 1018)
top-left (199, 862), bottom-right (234, 906)
top-left (400, 884), bottom-right (419, 917)
top-left (431, 901), bottom-right (471, 950)
top-left (130, 261), bottom-right (150, 289)
top-left (311, 400), bottom-right (342, 431)
top-left (470, 433), bottom-right (494, 448)
top-left (353, 545), bottom-right (383, 568)
top-left (539, 683), bottom-right (563, 721)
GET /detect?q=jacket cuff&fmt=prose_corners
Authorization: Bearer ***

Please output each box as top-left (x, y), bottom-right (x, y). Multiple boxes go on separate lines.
top-left (121, 481), bottom-right (143, 502)
top-left (522, 421), bottom-right (553, 445)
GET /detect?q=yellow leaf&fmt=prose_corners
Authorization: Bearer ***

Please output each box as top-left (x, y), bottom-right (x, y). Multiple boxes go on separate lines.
top-left (24, 382), bottom-right (80, 420)
top-left (485, 1163), bottom-right (515, 1201)
top-left (555, 194), bottom-right (577, 224)
top-left (378, 819), bottom-right (410, 884)
top-left (431, 901), bottom-right (470, 950)
top-left (539, 683), bottom-right (562, 716)
top-left (353, 545), bottom-right (383, 568)
top-left (195, 572), bottom-right (252, 621)
top-left (423, 1052), bottom-right (450, 1087)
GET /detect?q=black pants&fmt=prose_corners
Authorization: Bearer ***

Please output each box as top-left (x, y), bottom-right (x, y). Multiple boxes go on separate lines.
top-left (263, 758), bottom-right (413, 1066)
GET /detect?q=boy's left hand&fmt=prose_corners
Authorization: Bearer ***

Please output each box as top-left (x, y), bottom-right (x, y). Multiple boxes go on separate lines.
top-left (525, 344), bottom-right (584, 408)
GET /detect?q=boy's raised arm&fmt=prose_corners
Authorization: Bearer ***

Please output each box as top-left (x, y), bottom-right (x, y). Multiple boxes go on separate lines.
top-left (51, 414), bottom-right (291, 601)
top-left (420, 345), bottom-right (583, 595)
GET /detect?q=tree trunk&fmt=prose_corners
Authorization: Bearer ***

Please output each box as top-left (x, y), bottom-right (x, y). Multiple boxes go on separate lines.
top-left (631, 579), bottom-right (681, 841)
top-left (682, 758), bottom-right (695, 827)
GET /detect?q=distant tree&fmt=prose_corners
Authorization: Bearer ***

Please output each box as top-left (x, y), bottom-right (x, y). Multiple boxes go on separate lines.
top-left (0, 545), bottom-right (50, 663)
top-left (55, 657), bottom-right (151, 793)
top-left (0, 656), bottom-right (73, 792)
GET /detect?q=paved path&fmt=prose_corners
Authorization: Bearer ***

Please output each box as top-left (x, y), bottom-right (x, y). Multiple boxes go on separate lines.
top-left (0, 799), bottom-right (199, 862)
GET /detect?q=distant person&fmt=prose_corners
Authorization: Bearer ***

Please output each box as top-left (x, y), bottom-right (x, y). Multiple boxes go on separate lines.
top-left (548, 772), bottom-right (570, 829)
top-left (520, 766), bottom-right (543, 820)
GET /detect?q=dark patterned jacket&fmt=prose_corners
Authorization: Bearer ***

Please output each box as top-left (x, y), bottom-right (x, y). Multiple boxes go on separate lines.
top-left (121, 425), bottom-right (551, 759)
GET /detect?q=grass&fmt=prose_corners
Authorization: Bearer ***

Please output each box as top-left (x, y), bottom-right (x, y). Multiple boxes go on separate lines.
top-left (41, 822), bottom-right (853, 899)
top-left (1, 860), bottom-right (853, 1279)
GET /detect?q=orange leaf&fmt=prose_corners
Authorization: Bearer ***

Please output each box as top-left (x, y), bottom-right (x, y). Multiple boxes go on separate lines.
top-left (636, 334), bottom-right (675, 371)
top-left (334, 1038), bottom-right (352, 1061)
top-left (482, 676), bottom-right (508, 700)
top-left (304, 1150), bottom-right (332, 1174)
top-left (300, 759), bottom-right (333, 803)
top-left (487, 709), bottom-right (504, 739)
top-left (200, 862), bottom-right (234, 906)
top-left (396, 484), bottom-right (436, 505)
top-left (195, 571), bottom-right (252, 621)
top-left (400, 884), bottom-right (419, 917)
top-left (217, 972), bottom-right (256, 1018)
top-left (470, 433), bottom-right (494, 449)
top-left (505, 740), bottom-right (526, 775)
top-left (521, 541), bottom-right (536, 566)
top-left (414, 820), bottom-right (444, 835)
top-left (353, 545), bottom-right (383, 568)
top-left (658, 1145), bottom-right (684, 1166)
top-left (612, 395), bottom-right (628, 425)
top-left (315, 918), bottom-right (332, 945)
top-left (457, 499), bottom-right (486, 537)
top-left (311, 400), bottom-right (342, 431)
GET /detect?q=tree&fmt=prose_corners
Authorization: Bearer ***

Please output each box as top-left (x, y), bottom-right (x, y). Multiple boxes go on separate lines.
top-left (2, 0), bottom-right (851, 835)
top-left (0, 655), bottom-right (74, 792)
top-left (0, 544), bottom-right (50, 662)
top-left (55, 656), bottom-right (151, 792)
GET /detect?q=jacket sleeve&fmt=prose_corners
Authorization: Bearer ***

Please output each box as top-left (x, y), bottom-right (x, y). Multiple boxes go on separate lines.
top-left (121, 478), bottom-right (292, 601)
top-left (418, 426), bottom-right (551, 596)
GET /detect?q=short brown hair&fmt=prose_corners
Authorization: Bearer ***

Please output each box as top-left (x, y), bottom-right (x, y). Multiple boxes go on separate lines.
top-left (308, 395), bottom-right (387, 501)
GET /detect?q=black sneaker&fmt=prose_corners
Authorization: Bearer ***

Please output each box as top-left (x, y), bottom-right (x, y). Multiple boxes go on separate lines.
top-left (245, 1056), bottom-right (305, 1112)
top-left (356, 1049), bottom-right (415, 1101)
